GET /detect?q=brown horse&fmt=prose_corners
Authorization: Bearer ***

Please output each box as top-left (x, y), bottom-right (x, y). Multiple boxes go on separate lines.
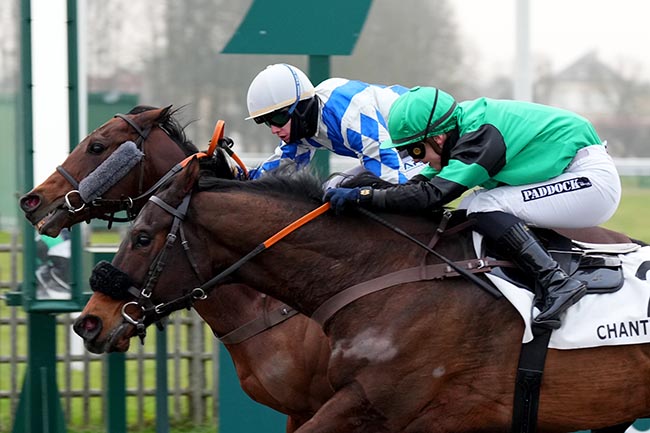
top-left (19, 105), bottom-right (239, 237)
top-left (77, 158), bottom-right (650, 433)
top-left (19, 106), bottom-right (334, 431)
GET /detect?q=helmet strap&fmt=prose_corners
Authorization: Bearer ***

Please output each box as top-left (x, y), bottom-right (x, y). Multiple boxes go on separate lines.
top-left (426, 137), bottom-right (443, 156)
top-left (421, 89), bottom-right (440, 142)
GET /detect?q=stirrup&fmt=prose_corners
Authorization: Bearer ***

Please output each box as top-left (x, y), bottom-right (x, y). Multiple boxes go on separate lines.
top-left (532, 315), bottom-right (561, 330)
top-left (532, 282), bottom-right (586, 330)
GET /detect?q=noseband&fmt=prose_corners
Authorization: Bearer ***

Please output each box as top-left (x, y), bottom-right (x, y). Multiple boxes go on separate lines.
top-left (56, 113), bottom-right (153, 224)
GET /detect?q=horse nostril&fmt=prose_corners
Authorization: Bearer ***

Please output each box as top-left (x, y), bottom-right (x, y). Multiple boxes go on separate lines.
top-left (20, 194), bottom-right (41, 212)
top-left (73, 315), bottom-right (102, 340)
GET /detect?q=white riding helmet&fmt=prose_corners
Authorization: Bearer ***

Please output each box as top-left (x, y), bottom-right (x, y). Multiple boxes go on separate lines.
top-left (246, 64), bottom-right (315, 120)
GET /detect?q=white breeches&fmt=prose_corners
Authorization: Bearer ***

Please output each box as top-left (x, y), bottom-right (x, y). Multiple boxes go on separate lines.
top-left (460, 145), bottom-right (621, 229)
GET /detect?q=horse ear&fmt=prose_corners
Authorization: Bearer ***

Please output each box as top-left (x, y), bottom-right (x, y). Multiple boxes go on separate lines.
top-left (132, 105), bottom-right (173, 128)
top-left (179, 156), bottom-right (201, 195)
top-left (160, 105), bottom-right (173, 118)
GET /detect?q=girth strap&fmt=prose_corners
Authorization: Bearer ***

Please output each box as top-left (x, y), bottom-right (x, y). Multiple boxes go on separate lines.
top-left (311, 258), bottom-right (511, 327)
top-left (511, 328), bottom-right (552, 433)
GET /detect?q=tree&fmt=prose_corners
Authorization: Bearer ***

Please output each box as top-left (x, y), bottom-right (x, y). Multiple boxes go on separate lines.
top-left (335, 0), bottom-right (466, 94)
top-left (86, 0), bottom-right (467, 155)
top-left (0, 1), bottom-right (18, 92)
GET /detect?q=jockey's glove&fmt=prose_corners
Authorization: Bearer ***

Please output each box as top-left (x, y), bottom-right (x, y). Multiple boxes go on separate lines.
top-left (323, 186), bottom-right (373, 215)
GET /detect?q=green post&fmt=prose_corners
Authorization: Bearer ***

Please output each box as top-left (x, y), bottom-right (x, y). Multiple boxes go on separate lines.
top-left (156, 328), bottom-right (169, 433)
top-left (12, 314), bottom-right (66, 433)
top-left (218, 344), bottom-right (286, 433)
top-left (106, 353), bottom-right (126, 433)
top-left (18, 0), bottom-right (35, 309)
top-left (308, 55), bottom-right (331, 179)
top-left (66, 0), bottom-right (85, 313)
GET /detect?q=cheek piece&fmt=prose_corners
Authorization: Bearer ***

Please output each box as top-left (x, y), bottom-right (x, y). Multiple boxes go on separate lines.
top-left (78, 140), bottom-right (145, 203)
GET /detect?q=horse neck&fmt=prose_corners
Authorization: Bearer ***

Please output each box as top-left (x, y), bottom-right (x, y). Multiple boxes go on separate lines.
top-left (192, 283), bottom-right (285, 339)
top-left (199, 191), bottom-right (445, 317)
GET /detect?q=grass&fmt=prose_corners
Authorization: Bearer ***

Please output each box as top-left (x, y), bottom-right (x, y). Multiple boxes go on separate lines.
top-left (602, 187), bottom-right (650, 243)
top-left (67, 425), bottom-right (216, 433)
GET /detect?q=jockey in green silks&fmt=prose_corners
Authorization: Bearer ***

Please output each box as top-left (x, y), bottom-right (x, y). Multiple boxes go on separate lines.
top-left (324, 86), bottom-right (621, 329)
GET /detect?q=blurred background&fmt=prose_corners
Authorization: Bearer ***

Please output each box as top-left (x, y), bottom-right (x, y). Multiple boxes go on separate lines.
top-left (1, 1), bottom-right (650, 432)
top-left (1, 0), bottom-right (650, 228)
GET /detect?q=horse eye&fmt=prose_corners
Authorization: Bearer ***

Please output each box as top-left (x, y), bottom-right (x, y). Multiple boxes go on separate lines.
top-left (134, 233), bottom-right (152, 247)
top-left (88, 142), bottom-right (106, 154)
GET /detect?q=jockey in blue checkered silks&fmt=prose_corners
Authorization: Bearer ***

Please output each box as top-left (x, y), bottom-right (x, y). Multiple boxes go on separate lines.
top-left (245, 64), bottom-right (423, 184)
top-left (324, 86), bottom-right (622, 329)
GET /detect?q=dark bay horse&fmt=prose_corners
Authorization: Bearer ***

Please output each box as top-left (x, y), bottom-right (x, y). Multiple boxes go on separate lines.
top-left (19, 106), bottom-right (334, 431)
top-left (78, 158), bottom-right (650, 433)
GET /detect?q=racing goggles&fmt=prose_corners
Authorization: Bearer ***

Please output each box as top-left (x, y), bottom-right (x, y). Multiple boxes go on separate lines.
top-left (402, 141), bottom-right (427, 159)
top-left (254, 108), bottom-right (292, 128)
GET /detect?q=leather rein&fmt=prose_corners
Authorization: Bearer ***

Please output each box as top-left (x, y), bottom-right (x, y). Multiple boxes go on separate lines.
top-left (120, 190), bottom-right (505, 343)
top-left (119, 192), bottom-right (329, 343)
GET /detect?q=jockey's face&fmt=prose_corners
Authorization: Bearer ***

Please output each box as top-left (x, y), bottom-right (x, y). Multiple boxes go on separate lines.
top-left (270, 119), bottom-right (292, 143)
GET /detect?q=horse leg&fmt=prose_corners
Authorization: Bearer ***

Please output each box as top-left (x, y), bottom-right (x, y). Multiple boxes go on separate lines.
top-left (294, 382), bottom-right (389, 433)
top-left (592, 421), bottom-right (634, 433)
top-left (287, 415), bottom-right (311, 433)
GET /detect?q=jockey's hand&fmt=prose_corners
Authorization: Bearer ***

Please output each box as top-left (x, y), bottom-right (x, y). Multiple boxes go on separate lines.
top-left (323, 187), bottom-right (373, 215)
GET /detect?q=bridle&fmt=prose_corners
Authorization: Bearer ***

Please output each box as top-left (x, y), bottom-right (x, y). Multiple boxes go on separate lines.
top-left (99, 190), bottom-right (330, 343)
top-left (56, 113), bottom-right (157, 225)
top-left (118, 192), bottom-right (210, 342)
top-left (55, 114), bottom-right (247, 228)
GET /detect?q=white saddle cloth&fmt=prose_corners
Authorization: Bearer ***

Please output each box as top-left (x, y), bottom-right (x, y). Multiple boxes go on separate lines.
top-left (473, 232), bottom-right (650, 349)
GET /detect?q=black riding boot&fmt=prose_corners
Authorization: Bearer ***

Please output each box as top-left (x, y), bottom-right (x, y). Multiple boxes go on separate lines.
top-left (501, 222), bottom-right (587, 329)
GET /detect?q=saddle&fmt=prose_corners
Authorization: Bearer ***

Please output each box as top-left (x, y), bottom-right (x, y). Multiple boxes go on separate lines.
top-left (483, 226), bottom-right (637, 295)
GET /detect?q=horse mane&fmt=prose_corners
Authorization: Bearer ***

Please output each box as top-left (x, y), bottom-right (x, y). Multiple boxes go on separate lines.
top-left (127, 105), bottom-right (199, 156)
top-left (195, 167), bottom-right (455, 222)
top-left (197, 166), bottom-right (325, 204)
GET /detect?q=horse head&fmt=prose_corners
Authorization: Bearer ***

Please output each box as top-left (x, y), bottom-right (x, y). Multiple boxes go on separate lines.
top-left (19, 105), bottom-right (239, 237)
top-left (73, 157), bottom-right (441, 353)
top-left (73, 158), bottom-right (337, 428)
top-left (73, 158), bottom-right (215, 353)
